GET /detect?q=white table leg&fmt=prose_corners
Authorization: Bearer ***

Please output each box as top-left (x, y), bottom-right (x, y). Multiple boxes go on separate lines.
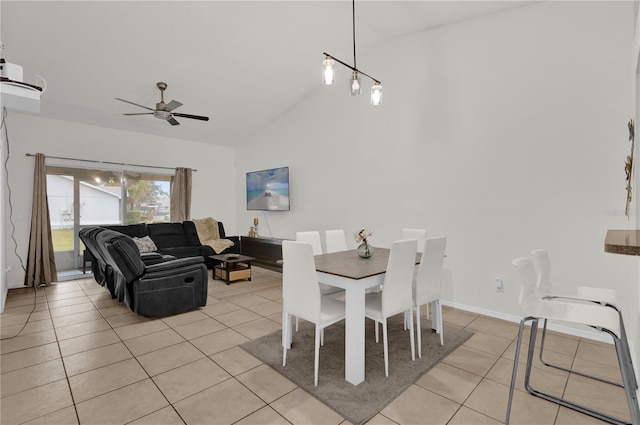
top-left (316, 272), bottom-right (383, 386)
top-left (344, 283), bottom-right (365, 385)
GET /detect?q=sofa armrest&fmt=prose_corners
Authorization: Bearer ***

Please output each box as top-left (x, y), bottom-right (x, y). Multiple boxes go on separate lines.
top-left (141, 252), bottom-right (163, 261)
top-left (144, 256), bottom-right (204, 274)
top-left (141, 252), bottom-right (176, 266)
top-left (226, 236), bottom-right (241, 253)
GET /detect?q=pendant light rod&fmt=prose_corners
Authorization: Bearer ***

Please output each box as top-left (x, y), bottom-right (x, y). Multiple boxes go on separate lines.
top-left (322, 52), bottom-right (380, 84)
top-left (352, 0), bottom-right (357, 70)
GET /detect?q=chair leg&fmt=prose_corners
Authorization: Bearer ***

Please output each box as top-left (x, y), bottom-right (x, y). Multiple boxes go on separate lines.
top-left (375, 321), bottom-right (379, 343)
top-left (320, 328), bottom-right (324, 346)
top-left (382, 319), bottom-right (389, 377)
top-left (612, 332), bottom-right (640, 425)
top-left (524, 322), bottom-right (634, 425)
top-left (408, 309), bottom-right (415, 361)
top-left (415, 306), bottom-right (422, 358)
top-left (314, 326), bottom-right (321, 386)
top-left (506, 316), bottom-right (532, 425)
top-left (538, 318), bottom-right (623, 387)
top-left (282, 311), bottom-right (292, 349)
top-left (437, 300), bottom-right (444, 345)
top-left (617, 313), bottom-right (638, 391)
top-left (282, 313), bottom-right (289, 366)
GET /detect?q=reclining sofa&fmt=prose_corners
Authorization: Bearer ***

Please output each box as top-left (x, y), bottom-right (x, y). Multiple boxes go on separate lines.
top-left (103, 221), bottom-right (240, 269)
top-left (80, 226), bottom-right (208, 317)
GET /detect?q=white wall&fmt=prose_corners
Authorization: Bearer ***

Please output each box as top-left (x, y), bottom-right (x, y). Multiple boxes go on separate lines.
top-left (236, 1), bottom-right (638, 341)
top-left (2, 113), bottom-right (237, 289)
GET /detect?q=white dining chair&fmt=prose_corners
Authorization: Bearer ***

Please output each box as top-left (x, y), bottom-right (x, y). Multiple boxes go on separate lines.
top-left (365, 239), bottom-right (417, 377)
top-left (295, 231), bottom-right (323, 255)
top-left (325, 229), bottom-right (348, 253)
top-left (282, 241), bottom-right (346, 386)
top-left (296, 231), bottom-right (343, 294)
top-left (413, 236), bottom-right (447, 358)
top-left (531, 248), bottom-right (633, 388)
top-left (506, 257), bottom-right (639, 425)
top-left (401, 228), bottom-right (427, 253)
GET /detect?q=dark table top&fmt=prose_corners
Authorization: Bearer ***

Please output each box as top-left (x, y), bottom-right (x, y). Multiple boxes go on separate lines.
top-left (210, 253), bottom-right (256, 263)
top-left (314, 248), bottom-right (421, 280)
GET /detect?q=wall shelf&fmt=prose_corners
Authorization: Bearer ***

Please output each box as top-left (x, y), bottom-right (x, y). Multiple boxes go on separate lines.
top-left (604, 229), bottom-right (640, 256)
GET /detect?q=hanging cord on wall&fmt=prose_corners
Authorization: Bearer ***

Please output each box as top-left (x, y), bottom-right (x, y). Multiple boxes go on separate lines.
top-left (262, 211), bottom-right (273, 239)
top-left (1, 106), bottom-right (38, 340)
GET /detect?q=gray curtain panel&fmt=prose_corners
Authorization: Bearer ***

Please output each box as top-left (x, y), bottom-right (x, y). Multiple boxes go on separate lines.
top-left (170, 167), bottom-right (192, 222)
top-left (24, 153), bottom-right (57, 286)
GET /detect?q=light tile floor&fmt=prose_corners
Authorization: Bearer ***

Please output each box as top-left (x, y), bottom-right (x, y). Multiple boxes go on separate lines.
top-left (0, 267), bottom-right (630, 425)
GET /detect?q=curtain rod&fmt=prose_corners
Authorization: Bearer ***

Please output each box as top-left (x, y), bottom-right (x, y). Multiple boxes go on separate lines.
top-left (25, 153), bottom-right (197, 172)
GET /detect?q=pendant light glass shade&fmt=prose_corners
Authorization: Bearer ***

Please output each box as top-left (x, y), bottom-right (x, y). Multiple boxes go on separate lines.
top-left (322, 57), bottom-right (335, 85)
top-left (370, 82), bottom-right (382, 106)
top-left (349, 71), bottom-right (361, 96)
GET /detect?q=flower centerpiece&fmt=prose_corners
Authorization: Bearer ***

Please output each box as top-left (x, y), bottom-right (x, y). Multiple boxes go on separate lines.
top-left (354, 228), bottom-right (374, 258)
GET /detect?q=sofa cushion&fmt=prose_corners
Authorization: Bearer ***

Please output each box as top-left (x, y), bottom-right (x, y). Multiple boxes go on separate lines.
top-left (133, 236), bottom-right (158, 253)
top-left (104, 223), bottom-right (149, 238)
top-left (147, 223), bottom-right (188, 248)
top-left (183, 221), bottom-right (203, 247)
top-left (159, 246), bottom-right (203, 258)
top-left (109, 237), bottom-right (145, 282)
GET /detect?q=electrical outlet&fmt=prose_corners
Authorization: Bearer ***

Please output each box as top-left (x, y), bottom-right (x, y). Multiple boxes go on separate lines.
top-left (6, 265), bottom-right (12, 272)
top-left (495, 278), bottom-right (504, 292)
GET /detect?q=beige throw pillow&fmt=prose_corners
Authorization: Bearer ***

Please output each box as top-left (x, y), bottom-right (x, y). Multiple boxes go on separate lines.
top-left (133, 236), bottom-right (157, 253)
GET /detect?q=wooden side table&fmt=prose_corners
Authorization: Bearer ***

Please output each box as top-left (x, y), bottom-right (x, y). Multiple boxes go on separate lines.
top-left (210, 254), bottom-right (256, 285)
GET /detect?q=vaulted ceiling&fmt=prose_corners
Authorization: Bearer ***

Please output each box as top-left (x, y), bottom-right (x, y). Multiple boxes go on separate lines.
top-left (1, 1), bottom-right (534, 147)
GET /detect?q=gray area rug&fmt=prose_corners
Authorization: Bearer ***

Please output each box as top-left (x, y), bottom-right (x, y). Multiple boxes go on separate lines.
top-left (240, 313), bottom-right (473, 425)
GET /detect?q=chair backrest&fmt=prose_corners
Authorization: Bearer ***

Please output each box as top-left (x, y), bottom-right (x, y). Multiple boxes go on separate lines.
top-left (325, 229), bottom-right (348, 253)
top-left (79, 226), bottom-right (108, 285)
top-left (512, 257), bottom-right (543, 315)
top-left (296, 231), bottom-right (323, 256)
top-left (414, 236), bottom-right (447, 305)
top-left (282, 241), bottom-right (321, 322)
top-left (382, 239), bottom-right (418, 317)
top-left (402, 228), bottom-right (427, 253)
top-left (531, 249), bottom-right (552, 294)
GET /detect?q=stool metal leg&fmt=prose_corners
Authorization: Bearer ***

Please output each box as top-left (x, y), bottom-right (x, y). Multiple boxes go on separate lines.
top-left (526, 325), bottom-right (636, 424)
top-left (609, 330), bottom-right (640, 425)
top-left (538, 318), bottom-right (623, 387)
top-left (506, 316), bottom-right (535, 424)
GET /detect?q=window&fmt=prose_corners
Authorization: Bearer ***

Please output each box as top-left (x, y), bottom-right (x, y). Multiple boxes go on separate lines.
top-left (46, 166), bottom-right (171, 272)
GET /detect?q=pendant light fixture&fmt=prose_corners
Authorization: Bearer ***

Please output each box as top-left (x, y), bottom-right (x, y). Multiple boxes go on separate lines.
top-left (322, 0), bottom-right (382, 106)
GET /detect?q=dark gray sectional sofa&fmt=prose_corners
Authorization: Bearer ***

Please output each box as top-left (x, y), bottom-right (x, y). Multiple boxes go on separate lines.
top-left (103, 221), bottom-right (240, 269)
top-left (79, 226), bottom-right (209, 317)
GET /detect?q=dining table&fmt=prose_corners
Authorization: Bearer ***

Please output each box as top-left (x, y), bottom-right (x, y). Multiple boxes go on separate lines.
top-left (314, 247), bottom-right (421, 385)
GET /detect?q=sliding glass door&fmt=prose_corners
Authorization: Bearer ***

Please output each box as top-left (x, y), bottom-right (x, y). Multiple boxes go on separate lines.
top-left (46, 166), bottom-right (171, 273)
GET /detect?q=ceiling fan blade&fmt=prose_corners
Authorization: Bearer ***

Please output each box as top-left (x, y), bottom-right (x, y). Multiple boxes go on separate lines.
top-left (123, 112), bottom-right (153, 116)
top-left (115, 98), bottom-right (154, 111)
top-left (164, 100), bottom-right (183, 112)
top-left (173, 113), bottom-right (210, 121)
top-left (167, 117), bottom-right (181, 126)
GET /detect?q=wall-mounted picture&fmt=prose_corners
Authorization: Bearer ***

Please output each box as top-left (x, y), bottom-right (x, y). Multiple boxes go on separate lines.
top-left (246, 166), bottom-right (290, 211)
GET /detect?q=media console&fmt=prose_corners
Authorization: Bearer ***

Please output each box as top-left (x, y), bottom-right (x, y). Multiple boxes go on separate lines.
top-left (240, 236), bottom-right (287, 270)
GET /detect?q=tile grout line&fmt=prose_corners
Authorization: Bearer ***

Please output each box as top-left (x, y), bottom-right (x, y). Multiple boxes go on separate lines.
top-left (77, 279), bottom-right (190, 425)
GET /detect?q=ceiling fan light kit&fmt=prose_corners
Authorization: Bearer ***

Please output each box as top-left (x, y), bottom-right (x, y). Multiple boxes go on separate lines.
top-left (322, 0), bottom-right (382, 106)
top-left (116, 81), bottom-right (209, 126)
